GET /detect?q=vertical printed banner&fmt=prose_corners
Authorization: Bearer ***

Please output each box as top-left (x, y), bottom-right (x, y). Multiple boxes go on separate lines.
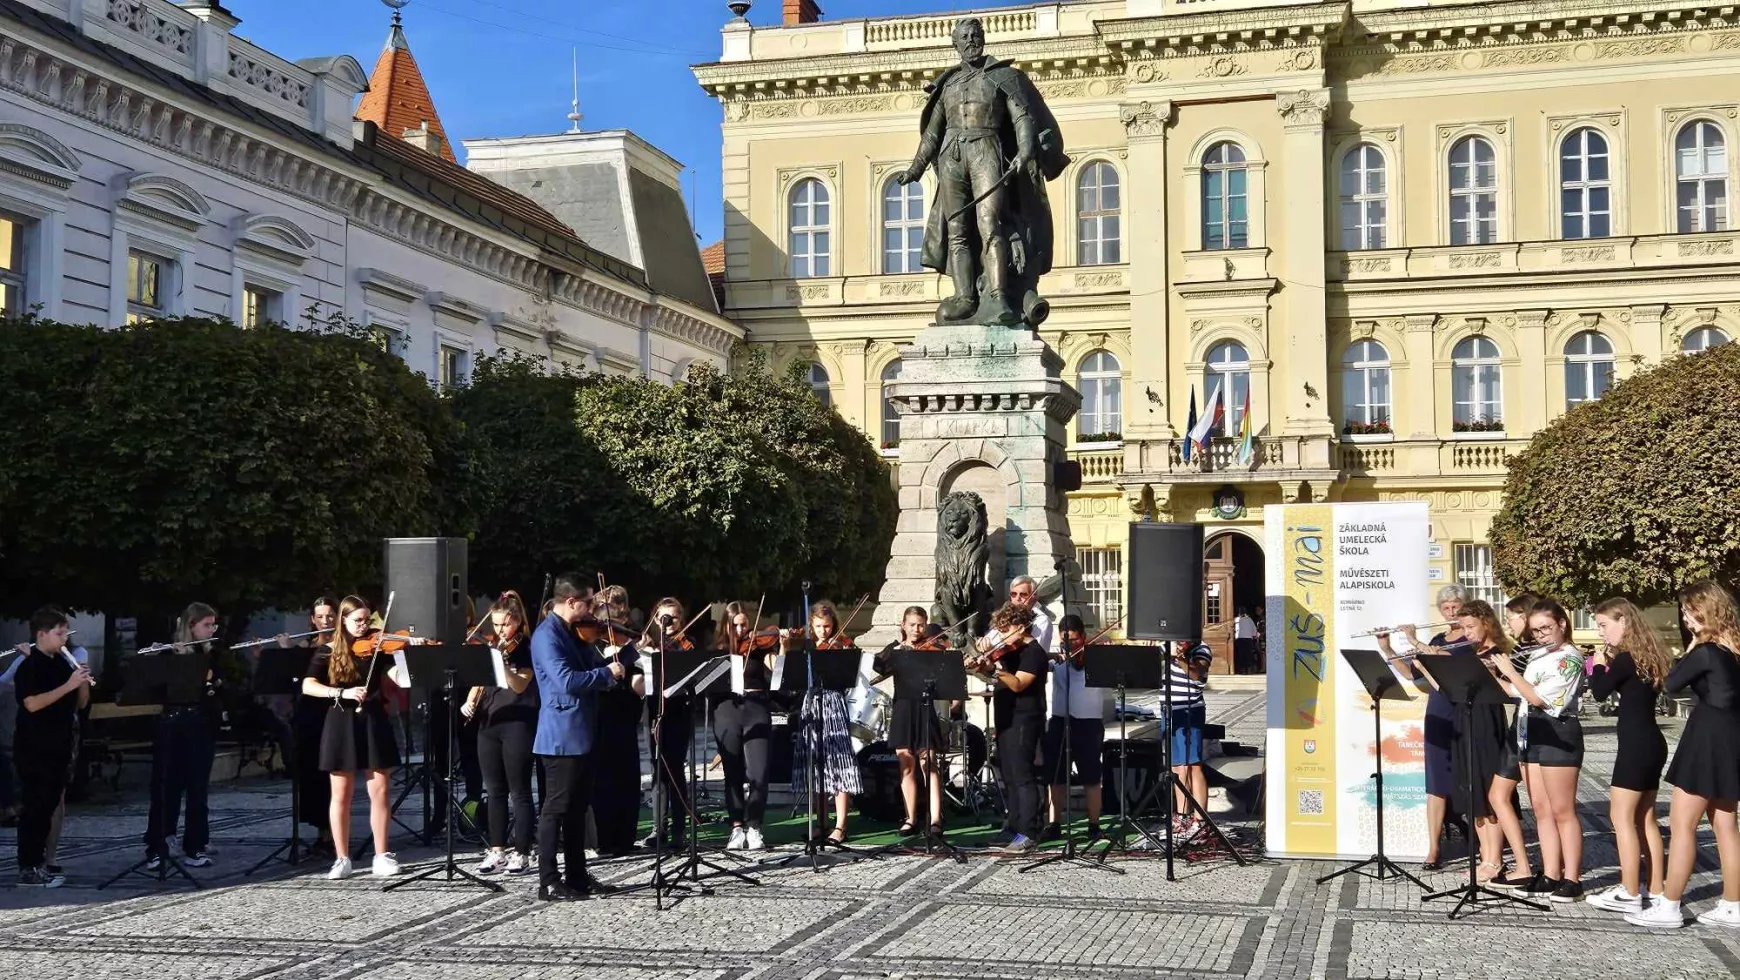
top-left (1265, 502), bottom-right (1430, 861)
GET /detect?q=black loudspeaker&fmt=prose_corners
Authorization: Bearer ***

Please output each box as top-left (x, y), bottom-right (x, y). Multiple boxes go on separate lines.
top-left (382, 537), bottom-right (468, 646)
top-left (1053, 459), bottom-right (1083, 492)
top-left (1126, 522), bottom-right (1205, 641)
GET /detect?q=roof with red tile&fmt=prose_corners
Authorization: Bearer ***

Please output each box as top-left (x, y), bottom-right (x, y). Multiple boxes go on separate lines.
top-left (354, 19), bottom-right (456, 164)
top-left (701, 241), bottom-right (726, 309)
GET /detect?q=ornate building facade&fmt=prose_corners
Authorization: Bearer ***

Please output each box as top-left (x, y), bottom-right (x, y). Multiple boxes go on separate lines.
top-left (695, 0), bottom-right (1739, 666)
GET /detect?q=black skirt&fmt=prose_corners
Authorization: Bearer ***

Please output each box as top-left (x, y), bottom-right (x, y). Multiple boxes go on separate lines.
top-left (888, 698), bottom-right (943, 752)
top-left (1450, 702), bottom-right (1507, 819)
top-left (1665, 707), bottom-right (1740, 800)
top-left (319, 701), bottom-right (400, 773)
top-left (1611, 716), bottom-right (1669, 792)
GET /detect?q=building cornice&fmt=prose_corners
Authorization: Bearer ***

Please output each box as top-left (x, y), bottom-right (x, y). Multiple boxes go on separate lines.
top-left (1096, 2), bottom-right (1348, 56)
top-left (695, 35), bottom-right (1118, 100)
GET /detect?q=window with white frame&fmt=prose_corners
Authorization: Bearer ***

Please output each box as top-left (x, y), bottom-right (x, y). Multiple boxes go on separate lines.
top-left (1338, 143), bottom-right (1387, 250)
top-left (1560, 127), bottom-right (1612, 240)
top-left (1563, 330), bottom-right (1615, 408)
top-left (881, 176), bottom-right (924, 274)
top-left (1682, 326), bottom-right (1732, 353)
top-left (1675, 121), bottom-right (1729, 233)
top-left (879, 358), bottom-right (902, 448)
top-left (125, 250), bottom-right (168, 324)
top-left (242, 284), bottom-right (280, 329)
top-left (0, 212), bottom-right (25, 316)
top-left (1201, 142), bottom-right (1248, 251)
top-left (438, 344), bottom-right (469, 390)
top-left (1451, 336), bottom-right (1503, 429)
top-left (807, 362), bottom-right (831, 408)
top-left (1448, 135), bottom-right (1499, 246)
top-left (1076, 546), bottom-right (1123, 627)
top-left (1077, 349), bottom-right (1122, 438)
top-left (1340, 340), bottom-right (1391, 433)
top-left (1454, 543), bottom-right (1504, 608)
top-left (1205, 341), bottom-right (1250, 438)
top-left (788, 178), bottom-right (831, 278)
top-left (1077, 162), bottom-right (1122, 265)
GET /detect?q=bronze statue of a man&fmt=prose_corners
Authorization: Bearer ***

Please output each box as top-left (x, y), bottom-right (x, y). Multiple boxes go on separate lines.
top-left (897, 18), bottom-right (1069, 329)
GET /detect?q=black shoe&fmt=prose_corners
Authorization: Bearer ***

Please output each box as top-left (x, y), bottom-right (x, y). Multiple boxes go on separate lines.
top-left (1040, 822), bottom-right (1062, 842)
top-left (1520, 874), bottom-right (1560, 898)
top-left (1550, 879), bottom-right (1583, 904)
top-left (1421, 858), bottom-right (1444, 872)
top-left (568, 875), bottom-right (618, 896)
top-left (1487, 870), bottom-right (1531, 891)
top-left (1086, 824), bottom-right (1103, 843)
top-left (986, 832), bottom-right (1016, 848)
top-left (538, 882), bottom-right (586, 902)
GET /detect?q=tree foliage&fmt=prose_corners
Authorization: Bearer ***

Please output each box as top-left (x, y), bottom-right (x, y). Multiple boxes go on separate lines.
top-left (1491, 341), bottom-right (1740, 606)
top-left (0, 315), bottom-right (470, 618)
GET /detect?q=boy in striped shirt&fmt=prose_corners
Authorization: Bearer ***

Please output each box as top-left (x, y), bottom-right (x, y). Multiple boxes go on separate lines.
top-left (1164, 640), bottom-right (1213, 840)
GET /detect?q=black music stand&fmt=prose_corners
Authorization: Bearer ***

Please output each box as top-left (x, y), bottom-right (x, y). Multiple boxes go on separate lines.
top-left (1415, 654), bottom-right (1547, 919)
top-left (246, 646), bottom-right (317, 875)
top-left (1318, 649), bottom-right (1428, 889)
top-left (1024, 652), bottom-right (1124, 877)
top-left (890, 650), bottom-right (968, 863)
top-left (99, 653), bottom-right (209, 891)
top-left (1083, 644), bottom-right (1166, 856)
top-left (645, 643), bottom-right (709, 909)
top-left (382, 644), bottom-right (501, 893)
top-left (653, 655), bottom-right (760, 898)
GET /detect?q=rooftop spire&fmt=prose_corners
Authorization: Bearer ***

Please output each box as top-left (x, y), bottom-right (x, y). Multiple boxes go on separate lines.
top-left (356, 0), bottom-right (456, 163)
top-left (567, 48), bottom-right (583, 133)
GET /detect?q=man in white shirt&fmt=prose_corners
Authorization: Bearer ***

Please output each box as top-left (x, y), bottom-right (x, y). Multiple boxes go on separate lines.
top-left (1233, 608), bottom-right (1259, 673)
top-left (1040, 615), bottom-right (1108, 841)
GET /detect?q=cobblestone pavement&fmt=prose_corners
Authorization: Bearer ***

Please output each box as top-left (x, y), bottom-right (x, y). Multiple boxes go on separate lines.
top-left (2, 690), bottom-right (1737, 980)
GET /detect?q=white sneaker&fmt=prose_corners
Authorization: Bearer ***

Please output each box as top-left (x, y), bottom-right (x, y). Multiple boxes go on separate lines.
top-left (1697, 900), bottom-right (1740, 928)
top-left (726, 826), bottom-right (748, 851)
top-left (745, 826), bottom-right (766, 851)
top-left (183, 851), bottom-right (212, 868)
top-left (477, 849), bottom-right (505, 874)
top-left (326, 856), bottom-right (353, 880)
top-left (1626, 899), bottom-right (1686, 929)
top-left (371, 852), bottom-right (402, 877)
top-left (1587, 886), bottom-right (1644, 913)
top-left (505, 851), bottom-right (530, 875)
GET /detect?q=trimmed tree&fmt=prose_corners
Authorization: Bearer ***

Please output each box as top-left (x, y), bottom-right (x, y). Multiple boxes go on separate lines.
top-left (0, 315), bottom-right (470, 619)
top-left (1490, 340), bottom-right (1740, 605)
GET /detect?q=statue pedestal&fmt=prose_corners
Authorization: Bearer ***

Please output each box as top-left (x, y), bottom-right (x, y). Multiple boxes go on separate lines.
top-left (867, 324), bottom-right (1080, 645)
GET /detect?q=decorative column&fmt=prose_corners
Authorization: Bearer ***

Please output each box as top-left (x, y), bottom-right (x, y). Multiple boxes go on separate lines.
top-left (1629, 304), bottom-right (1667, 368)
top-left (1276, 90), bottom-right (1335, 454)
top-left (1515, 310), bottom-right (1550, 435)
top-left (1119, 99), bottom-right (1173, 444)
top-left (1402, 314), bottom-right (1439, 439)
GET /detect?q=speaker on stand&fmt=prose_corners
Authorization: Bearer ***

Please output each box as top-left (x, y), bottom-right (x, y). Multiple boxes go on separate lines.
top-left (1126, 523), bottom-right (1205, 642)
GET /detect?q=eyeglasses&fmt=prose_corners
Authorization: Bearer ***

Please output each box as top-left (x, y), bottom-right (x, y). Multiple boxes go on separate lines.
top-left (1009, 590), bottom-right (1033, 599)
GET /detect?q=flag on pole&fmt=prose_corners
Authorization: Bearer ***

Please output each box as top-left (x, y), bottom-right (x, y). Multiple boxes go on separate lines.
top-left (1187, 380), bottom-right (1224, 455)
top-left (1235, 386), bottom-right (1254, 465)
top-left (1182, 385), bottom-right (1198, 462)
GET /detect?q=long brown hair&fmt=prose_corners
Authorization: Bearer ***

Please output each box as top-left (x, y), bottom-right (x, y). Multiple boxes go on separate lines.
top-left (810, 599), bottom-right (840, 631)
top-left (1455, 600), bottom-right (1511, 657)
top-left (714, 601), bottom-right (754, 650)
top-left (1679, 580), bottom-right (1740, 659)
top-left (175, 601), bottom-right (219, 647)
top-left (1593, 597), bottom-right (1671, 689)
top-left (326, 595), bottom-right (372, 684)
top-left (642, 597), bottom-right (686, 646)
top-left (1505, 592), bottom-right (1542, 644)
top-left (490, 591), bottom-right (529, 649)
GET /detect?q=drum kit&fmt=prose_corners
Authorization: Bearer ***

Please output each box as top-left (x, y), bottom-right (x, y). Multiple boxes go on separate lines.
top-left (846, 680), bottom-right (999, 822)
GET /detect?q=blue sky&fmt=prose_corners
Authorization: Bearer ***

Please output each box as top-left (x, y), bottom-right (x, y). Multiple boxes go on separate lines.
top-left (231, 0), bottom-right (984, 247)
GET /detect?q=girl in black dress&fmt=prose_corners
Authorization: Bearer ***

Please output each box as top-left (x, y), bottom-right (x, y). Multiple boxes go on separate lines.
top-left (874, 606), bottom-right (946, 837)
top-left (1445, 601), bottom-right (1512, 884)
top-left (463, 592), bottom-right (537, 875)
top-left (300, 595), bottom-right (404, 880)
top-left (639, 598), bottom-right (696, 851)
top-left (281, 599), bottom-right (336, 856)
top-left (1586, 597), bottom-right (1670, 913)
top-left (584, 586), bottom-right (646, 857)
top-left (1482, 592), bottom-right (1543, 890)
top-left (1628, 580), bottom-right (1740, 929)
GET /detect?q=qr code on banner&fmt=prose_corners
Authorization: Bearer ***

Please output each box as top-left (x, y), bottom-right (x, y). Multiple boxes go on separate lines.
top-left (1297, 789), bottom-right (1325, 815)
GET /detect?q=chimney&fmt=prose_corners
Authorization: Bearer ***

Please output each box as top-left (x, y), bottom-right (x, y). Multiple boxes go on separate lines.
top-left (401, 120), bottom-right (447, 158)
top-left (783, 0), bottom-right (821, 26)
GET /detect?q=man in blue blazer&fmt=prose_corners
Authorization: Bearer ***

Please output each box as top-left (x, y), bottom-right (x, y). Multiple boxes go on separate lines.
top-left (531, 573), bottom-right (623, 901)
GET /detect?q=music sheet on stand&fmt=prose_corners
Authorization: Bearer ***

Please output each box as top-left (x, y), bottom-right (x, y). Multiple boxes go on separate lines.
top-left (665, 657), bottom-right (731, 700)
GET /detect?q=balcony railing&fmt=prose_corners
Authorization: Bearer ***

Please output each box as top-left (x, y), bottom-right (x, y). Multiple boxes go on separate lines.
top-left (1338, 437), bottom-right (1529, 477)
top-left (1069, 445), bottom-right (1124, 484)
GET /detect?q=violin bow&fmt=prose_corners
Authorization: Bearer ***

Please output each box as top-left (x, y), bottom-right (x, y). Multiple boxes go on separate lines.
top-left (838, 592), bottom-right (872, 642)
top-left (464, 597), bottom-right (497, 645)
top-left (354, 590), bottom-right (396, 711)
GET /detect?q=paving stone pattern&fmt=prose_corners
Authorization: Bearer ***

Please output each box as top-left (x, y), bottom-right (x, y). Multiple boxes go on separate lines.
top-left (1, 691), bottom-right (1737, 979)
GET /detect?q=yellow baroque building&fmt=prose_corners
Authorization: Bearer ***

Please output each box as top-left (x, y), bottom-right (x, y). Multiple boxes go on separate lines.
top-left (694, 0), bottom-right (1739, 669)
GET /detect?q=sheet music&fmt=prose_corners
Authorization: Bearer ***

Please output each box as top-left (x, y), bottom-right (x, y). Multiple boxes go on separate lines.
top-left (635, 652), bottom-right (654, 685)
top-left (770, 653), bottom-right (786, 691)
top-left (730, 655), bottom-right (746, 695)
top-left (491, 647), bottom-right (512, 690)
top-left (388, 651), bottom-right (410, 688)
top-left (665, 657), bottom-right (730, 700)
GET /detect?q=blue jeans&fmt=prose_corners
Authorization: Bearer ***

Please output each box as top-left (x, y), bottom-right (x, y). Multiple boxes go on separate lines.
top-left (1165, 704), bottom-right (1206, 766)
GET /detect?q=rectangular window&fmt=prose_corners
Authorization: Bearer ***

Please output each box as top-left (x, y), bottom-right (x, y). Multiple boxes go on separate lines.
top-left (438, 344), bottom-right (468, 390)
top-left (242, 284), bottom-right (280, 329)
top-left (1077, 546), bottom-right (1123, 628)
top-left (1454, 543), bottom-right (1504, 608)
top-left (125, 250), bottom-right (168, 324)
top-left (0, 212), bottom-right (26, 316)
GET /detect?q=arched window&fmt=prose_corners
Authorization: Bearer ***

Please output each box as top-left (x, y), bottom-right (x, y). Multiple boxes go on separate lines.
top-left (1204, 341), bottom-right (1250, 437)
top-left (1340, 340), bottom-right (1391, 433)
top-left (1675, 121), bottom-right (1730, 233)
top-left (1563, 330), bottom-right (1615, 408)
top-left (1560, 128), bottom-right (1611, 240)
top-left (1338, 143), bottom-right (1387, 250)
top-left (1448, 136), bottom-right (1498, 246)
top-left (788, 178), bottom-right (830, 278)
top-left (1451, 337), bottom-right (1503, 429)
top-left (1201, 142), bottom-right (1248, 251)
top-left (879, 358), bottom-right (902, 447)
top-left (1076, 162), bottom-right (1122, 265)
top-left (1683, 326), bottom-right (1732, 353)
top-left (807, 362), bottom-right (832, 408)
top-left (1077, 350), bottom-right (1122, 438)
top-left (881, 176), bottom-right (924, 274)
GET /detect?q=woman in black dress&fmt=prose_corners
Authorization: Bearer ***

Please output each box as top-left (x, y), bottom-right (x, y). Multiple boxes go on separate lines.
top-left (300, 595), bottom-right (403, 880)
top-left (1373, 583), bottom-right (1469, 870)
top-left (584, 586), bottom-right (646, 857)
top-left (281, 599), bottom-right (336, 856)
top-left (1585, 597), bottom-right (1670, 913)
top-left (874, 606), bottom-right (945, 837)
top-left (463, 591), bottom-right (537, 875)
top-left (1628, 580), bottom-right (1740, 929)
top-left (1482, 592), bottom-right (1543, 890)
top-left (1445, 601), bottom-right (1513, 884)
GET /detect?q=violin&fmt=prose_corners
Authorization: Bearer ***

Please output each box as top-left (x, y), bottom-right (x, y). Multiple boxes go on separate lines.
top-left (814, 629), bottom-right (856, 651)
top-left (966, 630), bottom-right (1029, 674)
top-left (734, 627), bottom-right (784, 656)
top-left (350, 629), bottom-right (415, 658)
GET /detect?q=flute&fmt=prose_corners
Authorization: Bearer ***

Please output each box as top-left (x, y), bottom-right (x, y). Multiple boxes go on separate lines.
top-left (1351, 620), bottom-right (1454, 639)
top-left (137, 637), bottom-right (215, 655)
top-left (230, 629), bottom-right (328, 651)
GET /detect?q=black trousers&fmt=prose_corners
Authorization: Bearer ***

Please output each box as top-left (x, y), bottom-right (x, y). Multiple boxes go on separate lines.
top-left (427, 692), bottom-right (483, 807)
top-left (292, 695), bottom-right (331, 833)
top-left (144, 707), bottom-right (216, 856)
top-left (477, 719), bottom-right (535, 853)
top-left (15, 749), bottom-right (70, 868)
top-left (591, 691), bottom-right (643, 854)
top-left (536, 753), bottom-right (592, 888)
top-left (714, 694), bottom-right (770, 826)
top-left (650, 696), bottom-right (693, 837)
top-left (1000, 712), bottom-right (1044, 838)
